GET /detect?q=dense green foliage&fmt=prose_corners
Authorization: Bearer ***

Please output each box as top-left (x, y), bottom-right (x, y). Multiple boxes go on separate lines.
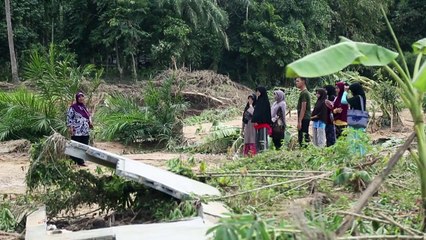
top-left (2, 0), bottom-right (419, 85)
top-left (96, 77), bottom-right (186, 145)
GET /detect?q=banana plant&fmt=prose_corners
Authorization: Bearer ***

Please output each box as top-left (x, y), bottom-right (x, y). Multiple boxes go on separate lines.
top-left (285, 10), bottom-right (426, 231)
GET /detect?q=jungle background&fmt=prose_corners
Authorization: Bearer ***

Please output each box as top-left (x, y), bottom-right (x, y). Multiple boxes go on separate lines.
top-left (1, 0), bottom-right (424, 86)
top-left (1, 0), bottom-right (426, 239)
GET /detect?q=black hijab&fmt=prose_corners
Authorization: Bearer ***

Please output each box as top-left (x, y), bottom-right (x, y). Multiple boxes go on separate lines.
top-left (324, 85), bottom-right (336, 101)
top-left (252, 86), bottom-right (272, 124)
top-left (312, 88), bottom-right (328, 122)
top-left (349, 82), bottom-right (366, 108)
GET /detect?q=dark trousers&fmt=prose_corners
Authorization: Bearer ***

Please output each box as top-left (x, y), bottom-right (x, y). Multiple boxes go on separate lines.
top-left (70, 135), bottom-right (89, 165)
top-left (256, 128), bottom-right (269, 152)
top-left (272, 127), bottom-right (285, 150)
top-left (335, 125), bottom-right (347, 139)
top-left (325, 124), bottom-right (336, 147)
top-left (298, 119), bottom-right (310, 147)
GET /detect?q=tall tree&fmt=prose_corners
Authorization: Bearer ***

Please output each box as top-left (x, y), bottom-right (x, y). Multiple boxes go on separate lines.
top-left (4, 0), bottom-right (18, 83)
top-left (158, 0), bottom-right (229, 47)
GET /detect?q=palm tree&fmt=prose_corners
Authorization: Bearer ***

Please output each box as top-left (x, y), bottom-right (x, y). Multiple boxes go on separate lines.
top-left (4, 0), bottom-right (19, 83)
top-left (159, 0), bottom-right (229, 48)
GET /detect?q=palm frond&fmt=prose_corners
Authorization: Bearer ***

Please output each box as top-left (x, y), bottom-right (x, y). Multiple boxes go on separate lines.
top-left (96, 77), bottom-right (184, 145)
top-left (0, 89), bottom-right (64, 141)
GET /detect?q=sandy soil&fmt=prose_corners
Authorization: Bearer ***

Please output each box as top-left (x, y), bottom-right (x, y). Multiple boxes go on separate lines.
top-left (0, 109), bottom-right (419, 195)
top-left (0, 140), bottom-right (31, 194)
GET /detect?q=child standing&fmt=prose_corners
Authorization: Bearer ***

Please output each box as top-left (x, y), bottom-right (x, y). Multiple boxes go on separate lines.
top-left (242, 94), bottom-right (257, 156)
top-left (311, 89), bottom-right (328, 147)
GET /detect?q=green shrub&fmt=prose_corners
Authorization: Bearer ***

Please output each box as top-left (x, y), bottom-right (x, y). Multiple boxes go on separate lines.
top-left (207, 214), bottom-right (300, 240)
top-left (0, 201), bottom-right (17, 232)
top-left (96, 77), bottom-right (186, 145)
top-left (191, 122), bottom-right (240, 154)
top-left (167, 158), bottom-right (197, 179)
top-left (0, 89), bottom-right (65, 141)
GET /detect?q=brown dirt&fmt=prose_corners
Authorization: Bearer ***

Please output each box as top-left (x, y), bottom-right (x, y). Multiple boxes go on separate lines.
top-left (92, 69), bottom-right (253, 114)
top-left (0, 140), bottom-right (31, 194)
top-left (0, 81), bottom-right (16, 91)
top-left (183, 118), bottom-right (242, 144)
top-left (154, 69), bottom-right (253, 108)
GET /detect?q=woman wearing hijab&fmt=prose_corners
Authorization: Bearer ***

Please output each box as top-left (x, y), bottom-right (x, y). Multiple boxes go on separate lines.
top-left (66, 92), bottom-right (93, 166)
top-left (242, 93), bottom-right (257, 156)
top-left (342, 82), bottom-right (367, 113)
top-left (271, 90), bottom-right (286, 150)
top-left (251, 86), bottom-right (272, 152)
top-left (342, 82), bottom-right (368, 156)
top-left (324, 85), bottom-right (336, 146)
top-left (333, 82), bottom-right (348, 139)
top-left (311, 88), bottom-right (328, 147)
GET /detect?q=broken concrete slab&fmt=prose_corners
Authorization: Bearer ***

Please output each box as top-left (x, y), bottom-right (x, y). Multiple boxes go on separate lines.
top-left (65, 141), bottom-right (122, 168)
top-left (25, 207), bottom-right (213, 240)
top-left (116, 158), bottom-right (221, 199)
top-left (201, 201), bottom-right (230, 218)
top-left (65, 140), bottom-right (221, 199)
top-left (25, 206), bottom-right (47, 240)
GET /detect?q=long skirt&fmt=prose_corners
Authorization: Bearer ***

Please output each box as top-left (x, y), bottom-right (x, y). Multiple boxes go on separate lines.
top-left (312, 127), bottom-right (326, 147)
top-left (243, 143), bottom-right (256, 157)
top-left (325, 124), bottom-right (336, 147)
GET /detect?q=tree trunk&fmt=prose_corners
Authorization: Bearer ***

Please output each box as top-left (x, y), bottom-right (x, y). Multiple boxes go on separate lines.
top-left (130, 53), bottom-right (137, 81)
top-left (115, 40), bottom-right (123, 82)
top-left (5, 0), bottom-right (19, 83)
top-left (245, 5), bottom-right (249, 22)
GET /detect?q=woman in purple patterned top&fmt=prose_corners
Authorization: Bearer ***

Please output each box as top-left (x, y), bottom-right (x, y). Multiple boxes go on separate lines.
top-left (66, 92), bottom-right (93, 166)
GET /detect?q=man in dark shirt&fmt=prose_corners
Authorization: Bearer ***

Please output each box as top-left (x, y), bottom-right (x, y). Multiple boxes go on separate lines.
top-left (296, 77), bottom-right (311, 147)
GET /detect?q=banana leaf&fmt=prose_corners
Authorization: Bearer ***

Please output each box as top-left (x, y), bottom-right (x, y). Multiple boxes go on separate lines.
top-left (413, 38), bottom-right (426, 92)
top-left (285, 39), bottom-right (398, 78)
top-left (413, 60), bottom-right (426, 92)
top-left (413, 38), bottom-right (426, 54)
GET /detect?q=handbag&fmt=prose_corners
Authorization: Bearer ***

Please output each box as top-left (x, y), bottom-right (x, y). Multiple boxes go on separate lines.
top-left (272, 107), bottom-right (285, 134)
top-left (347, 96), bottom-right (369, 128)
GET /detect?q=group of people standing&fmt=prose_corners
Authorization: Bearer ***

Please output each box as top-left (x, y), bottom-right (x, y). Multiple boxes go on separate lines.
top-left (241, 77), bottom-right (367, 157)
top-left (241, 87), bottom-right (287, 156)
